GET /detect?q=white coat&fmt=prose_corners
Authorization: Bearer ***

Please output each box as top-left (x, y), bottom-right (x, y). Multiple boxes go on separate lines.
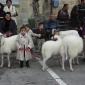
top-left (27, 29), bottom-right (40, 48)
top-left (4, 5), bottom-right (17, 24)
top-left (16, 33), bottom-right (33, 61)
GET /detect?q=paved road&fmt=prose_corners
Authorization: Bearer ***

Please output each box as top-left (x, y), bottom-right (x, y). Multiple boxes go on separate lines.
top-left (0, 52), bottom-right (85, 85)
top-left (46, 56), bottom-right (85, 85)
top-left (0, 53), bottom-right (58, 85)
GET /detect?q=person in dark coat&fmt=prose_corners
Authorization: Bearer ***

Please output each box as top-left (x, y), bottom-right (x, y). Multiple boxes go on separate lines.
top-left (0, 3), bottom-right (5, 22)
top-left (70, 0), bottom-right (85, 37)
top-left (70, 5), bottom-right (79, 28)
top-left (57, 4), bottom-right (69, 22)
top-left (0, 12), bottom-right (17, 37)
top-left (71, 0), bottom-right (85, 61)
top-left (57, 4), bottom-right (69, 30)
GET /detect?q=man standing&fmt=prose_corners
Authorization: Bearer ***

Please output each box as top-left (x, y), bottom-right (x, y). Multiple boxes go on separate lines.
top-left (71, 0), bottom-right (85, 33)
top-left (57, 4), bottom-right (69, 30)
top-left (71, 0), bottom-right (85, 61)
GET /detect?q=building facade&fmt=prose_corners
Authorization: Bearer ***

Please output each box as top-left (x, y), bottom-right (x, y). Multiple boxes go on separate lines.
top-left (17, 0), bottom-right (79, 27)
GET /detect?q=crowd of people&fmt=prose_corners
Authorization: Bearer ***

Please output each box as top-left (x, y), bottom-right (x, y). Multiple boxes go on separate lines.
top-left (0, 0), bottom-right (17, 37)
top-left (0, 0), bottom-right (85, 67)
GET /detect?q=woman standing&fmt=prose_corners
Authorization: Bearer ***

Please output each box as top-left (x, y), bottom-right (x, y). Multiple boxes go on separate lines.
top-left (16, 25), bottom-right (33, 68)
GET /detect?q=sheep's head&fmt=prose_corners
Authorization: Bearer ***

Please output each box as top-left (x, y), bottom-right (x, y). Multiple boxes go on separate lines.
top-left (53, 35), bottom-right (61, 41)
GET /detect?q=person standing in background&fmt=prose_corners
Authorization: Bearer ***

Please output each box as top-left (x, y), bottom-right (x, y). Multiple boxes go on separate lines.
top-left (4, 0), bottom-right (18, 24)
top-left (70, 0), bottom-right (85, 37)
top-left (71, 0), bottom-right (85, 61)
top-left (57, 4), bottom-right (69, 22)
top-left (57, 4), bottom-right (69, 30)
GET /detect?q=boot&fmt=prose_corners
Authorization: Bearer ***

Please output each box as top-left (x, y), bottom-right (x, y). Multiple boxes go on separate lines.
top-left (20, 61), bottom-right (23, 68)
top-left (26, 60), bottom-right (30, 68)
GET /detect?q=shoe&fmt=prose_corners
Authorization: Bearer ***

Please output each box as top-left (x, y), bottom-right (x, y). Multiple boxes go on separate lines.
top-left (26, 61), bottom-right (30, 68)
top-left (20, 61), bottom-right (23, 68)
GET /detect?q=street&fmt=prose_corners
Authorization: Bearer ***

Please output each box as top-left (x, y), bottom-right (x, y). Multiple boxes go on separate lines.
top-left (0, 52), bottom-right (85, 85)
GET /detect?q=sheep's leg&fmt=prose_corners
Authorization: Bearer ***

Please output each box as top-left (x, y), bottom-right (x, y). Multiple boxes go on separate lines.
top-left (64, 43), bottom-right (68, 60)
top-left (42, 56), bottom-right (50, 71)
top-left (76, 57), bottom-right (79, 65)
top-left (0, 54), bottom-right (4, 67)
top-left (69, 58), bottom-right (74, 71)
top-left (61, 56), bottom-right (65, 71)
top-left (7, 54), bottom-right (11, 68)
top-left (42, 59), bottom-right (47, 71)
top-left (72, 57), bottom-right (79, 65)
top-left (72, 58), bottom-right (75, 65)
top-left (60, 48), bottom-right (66, 71)
top-left (57, 55), bottom-right (61, 65)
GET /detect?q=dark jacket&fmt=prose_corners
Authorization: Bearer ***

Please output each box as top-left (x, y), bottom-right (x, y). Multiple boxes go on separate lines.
top-left (70, 5), bottom-right (79, 28)
top-left (70, 4), bottom-right (85, 27)
top-left (45, 20), bottom-right (57, 31)
top-left (35, 28), bottom-right (46, 39)
top-left (70, 4), bottom-right (85, 37)
top-left (57, 9), bottom-right (69, 29)
top-left (57, 9), bottom-right (69, 21)
top-left (0, 19), bottom-right (17, 35)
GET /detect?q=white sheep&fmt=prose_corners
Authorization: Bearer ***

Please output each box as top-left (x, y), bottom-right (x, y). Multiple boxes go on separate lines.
top-left (42, 35), bottom-right (63, 70)
top-left (53, 30), bottom-right (81, 63)
top-left (62, 35), bottom-right (83, 71)
top-left (59, 30), bottom-right (82, 64)
top-left (42, 34), bottom-right (83, 71)
top-left (0, 34), bottom-right (18, 67)
top-left (59, 30), bottom-right (79, 37)
top-left (52, 29), bottom-right (79, 39)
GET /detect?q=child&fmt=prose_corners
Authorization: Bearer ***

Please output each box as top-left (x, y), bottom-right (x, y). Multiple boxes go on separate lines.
top-left (25, 24), bottom-right (41, 49)
top-left (24, 24), bottom-right (42, 53)
top-left (35, 22), bottom-right (46, 52)
top-left (16, 25), bottom-right (33, 68)
top-left (25, 24), bottom-right (41, 37)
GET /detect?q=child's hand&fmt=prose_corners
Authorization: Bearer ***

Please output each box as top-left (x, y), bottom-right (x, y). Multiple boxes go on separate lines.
top-left (19, 48), bottom-right (24, 51)
top-left (38, 34), bottom-right (41, 37)
top-left (25, 47), bottom-right (31, 52)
